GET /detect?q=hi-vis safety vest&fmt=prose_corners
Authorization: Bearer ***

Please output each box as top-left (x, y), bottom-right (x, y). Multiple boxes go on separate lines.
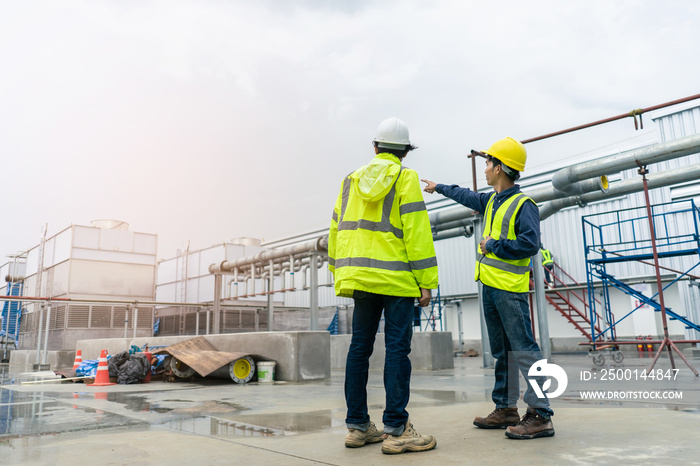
top-left (541, 248), bottom-right (553, 266)
top-left (475, 192), bottom-right (534, 293)
top-left (328, 153), bottom-right (439, 298)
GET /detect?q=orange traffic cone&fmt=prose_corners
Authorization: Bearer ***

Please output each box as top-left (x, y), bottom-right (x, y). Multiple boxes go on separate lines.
top-left (72, 349), bottom-right (83, 370)
top-left (91, 349), bottom-right (116, 387)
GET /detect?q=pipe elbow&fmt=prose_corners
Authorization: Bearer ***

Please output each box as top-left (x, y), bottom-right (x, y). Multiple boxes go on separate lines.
top-left (551, 166), bottom-right (576, 192)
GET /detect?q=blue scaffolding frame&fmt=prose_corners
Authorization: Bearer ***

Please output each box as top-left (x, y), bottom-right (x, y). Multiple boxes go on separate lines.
top-left (0, 281), bottom-right (23, 348)
top-left (582, 199), bottom-right (700, 344)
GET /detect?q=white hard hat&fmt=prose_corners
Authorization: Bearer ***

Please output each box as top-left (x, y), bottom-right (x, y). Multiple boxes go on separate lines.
top-left (373, 117), bottom-right (412, 150)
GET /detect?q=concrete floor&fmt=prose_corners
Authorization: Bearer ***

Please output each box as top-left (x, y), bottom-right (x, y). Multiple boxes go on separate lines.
top-left (1, 353), bottom-right (699, 465)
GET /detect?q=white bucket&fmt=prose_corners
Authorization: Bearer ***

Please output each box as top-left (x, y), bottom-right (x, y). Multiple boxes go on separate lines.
top-left (257, 361), bottom-right (276, 383)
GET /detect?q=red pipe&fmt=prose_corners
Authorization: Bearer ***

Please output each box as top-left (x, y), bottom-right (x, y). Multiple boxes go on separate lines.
top-left (521, 94), bottom-right (700, 144)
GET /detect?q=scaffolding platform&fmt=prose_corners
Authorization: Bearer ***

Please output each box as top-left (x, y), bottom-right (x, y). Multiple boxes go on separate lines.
top-left (582, 199), bottom-right (700, 343)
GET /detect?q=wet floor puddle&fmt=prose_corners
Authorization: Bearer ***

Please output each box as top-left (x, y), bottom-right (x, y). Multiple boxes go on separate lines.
top-left (161, 410), bottom-right (344, 438)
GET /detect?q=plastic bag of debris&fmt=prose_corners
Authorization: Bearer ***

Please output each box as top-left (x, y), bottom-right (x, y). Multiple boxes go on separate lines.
top-left (107, 351), bottom-right (151, 384)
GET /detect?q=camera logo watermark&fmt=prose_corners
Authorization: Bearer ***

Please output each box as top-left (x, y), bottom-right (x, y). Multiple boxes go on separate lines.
top-left (528, 359), bottom-right (568, 399)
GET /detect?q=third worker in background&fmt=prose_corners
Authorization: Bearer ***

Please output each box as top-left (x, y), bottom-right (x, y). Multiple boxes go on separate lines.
top-left (422, 137), bottom-right (555, 439)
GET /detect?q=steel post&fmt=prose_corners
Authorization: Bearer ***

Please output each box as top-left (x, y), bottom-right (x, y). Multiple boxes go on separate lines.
top-left (310, 253), bottom-right (319, 331)
top-left (532, 253), bottom-right (552, 360)
top-left (41, 303), bottom-right (51, 365)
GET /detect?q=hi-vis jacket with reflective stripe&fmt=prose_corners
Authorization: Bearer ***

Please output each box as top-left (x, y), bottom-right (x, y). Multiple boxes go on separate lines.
top-left (475, 192), bottom-right (535, 293)
top-left (328, 153), bottom-right (439, 298)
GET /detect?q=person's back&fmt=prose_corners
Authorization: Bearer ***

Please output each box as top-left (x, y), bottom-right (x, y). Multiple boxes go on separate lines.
top-left (329, 117), bottom-right (438, 456)
top-left (330, 153), bottom-right (436, 298)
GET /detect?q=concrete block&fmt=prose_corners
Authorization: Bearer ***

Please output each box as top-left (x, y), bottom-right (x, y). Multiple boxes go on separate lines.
top-left (331, 331), bottom-right (454, 371)
top-left (9, 350), bottom-right (75, 371)
top-left (75, 331), bottom-right (330, 382)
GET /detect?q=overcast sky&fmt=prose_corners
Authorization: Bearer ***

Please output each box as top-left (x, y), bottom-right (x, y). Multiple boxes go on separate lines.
top-left (1, 0), bottom-right (699, 260)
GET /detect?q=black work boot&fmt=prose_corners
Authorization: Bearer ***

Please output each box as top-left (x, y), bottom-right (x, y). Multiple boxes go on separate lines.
top-left (473, 407), bottom-right (520, 429)
top-left (505, 408), bottom-right (555, 439)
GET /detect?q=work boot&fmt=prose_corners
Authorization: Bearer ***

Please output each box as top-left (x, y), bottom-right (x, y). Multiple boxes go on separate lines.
top-left (381, 420), bottom-right (437, 455)
top-left (473, 407), bottom-right (520, 429)
top-left (345, 421), bottom-right (383, 448)
top-left (505, 408), bottom-right (555, 439)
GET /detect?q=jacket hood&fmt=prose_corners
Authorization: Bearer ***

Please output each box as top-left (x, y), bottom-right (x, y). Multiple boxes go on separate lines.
top-left (350, 153), bottom-right (402, 202)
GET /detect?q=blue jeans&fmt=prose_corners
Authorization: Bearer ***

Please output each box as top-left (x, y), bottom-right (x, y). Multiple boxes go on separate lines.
top-left (482, 284), bottom-right (553, 418)
top-left (345, 291), bottom-right (413, 436)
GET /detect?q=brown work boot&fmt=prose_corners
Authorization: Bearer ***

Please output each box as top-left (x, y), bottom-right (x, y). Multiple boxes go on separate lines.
top-left (473, 407), bottom-right (520, 429)
top-left (381, 420), bottom-right (436, 455)
top-left (345, 421), bottom-right (383, 448)
top-left (505, 408), bottom-right (555, 439)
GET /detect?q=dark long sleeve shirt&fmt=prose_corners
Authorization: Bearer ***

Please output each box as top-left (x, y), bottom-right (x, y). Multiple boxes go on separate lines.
top-left (435, 184), bottom-right (540, 260)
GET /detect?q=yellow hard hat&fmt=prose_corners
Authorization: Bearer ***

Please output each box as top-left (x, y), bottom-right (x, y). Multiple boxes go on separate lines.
top-left (482, 137), bottom-right (527, 172)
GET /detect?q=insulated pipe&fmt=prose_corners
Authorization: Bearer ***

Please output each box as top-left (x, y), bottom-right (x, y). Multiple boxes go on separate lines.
top-left (540, 163), bottom-right (700, 220)
top-left (527, 176), bottom-right (609, 202)
top-left (429, 176), bottom-right (608, 233)
top-left (437, 163), bottom-right (700, 239)
top-left (210, 237), bottom-right (328, 274)
top-left (429, 134), bottom-right (700, 231)
top-left (551, 133), bottom-right (700, 190)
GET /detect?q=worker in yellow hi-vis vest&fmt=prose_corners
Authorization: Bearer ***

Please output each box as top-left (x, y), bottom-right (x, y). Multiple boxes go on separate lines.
top-left (541, 244), bottom-right (555, 288)
top-left (329, 117), bottom-right (438, 454)
top-left (423, 137), bottom-right (555, 440)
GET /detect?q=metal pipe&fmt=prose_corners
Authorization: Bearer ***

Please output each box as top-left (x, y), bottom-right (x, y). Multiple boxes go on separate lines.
top-left (521, 93), bottom-right (700, 143)
top-left (437, 163), bottom-right (700, 239)
top-left (551, 133), bottom-right (700, 190)
top-left (4, 275), bottom-right (25, 283)
top-left (133, 306), bottom-right (138, 339)
top-left (430, 135), bottom-right (700, 235)
top-left (429, 176), bottom-right (608, 233)
top-left (540, 162), bottom-right (700, 220)
top-left (210, 237), bottom-right (328, 274)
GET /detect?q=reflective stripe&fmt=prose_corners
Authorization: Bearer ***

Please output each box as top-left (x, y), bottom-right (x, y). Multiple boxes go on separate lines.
top-left (332, 211), bottom-right (338, 222)
top-left (338, 167), bottom-right (406, 239)
top-left (339, 176), bottom-right (352, 222)
top-left (399, 201), bottom-right (426, 215)
top-left (328, 257), bottom-right (335, 267)
top-left (338, 219), bottom-right (403, 239)
top-left (334, 256), bottom-right (437, 272)
top-left (409, 256), bottom-right (438, 270)
top-left (334, 257), bottom-right (411, 272)
top-left (476, 253), bottom-right (531, 274)
top-left (499, 193), bottom-right (525, 239)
